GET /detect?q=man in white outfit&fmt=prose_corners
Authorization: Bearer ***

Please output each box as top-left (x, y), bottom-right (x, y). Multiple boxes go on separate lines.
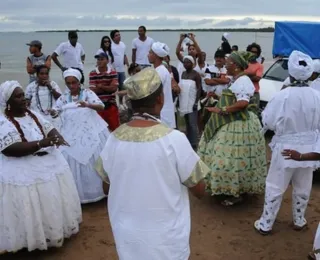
top-left (254, 50), bottom-right (320, 234)
top-left (148, 42), bottom-right (176, 128)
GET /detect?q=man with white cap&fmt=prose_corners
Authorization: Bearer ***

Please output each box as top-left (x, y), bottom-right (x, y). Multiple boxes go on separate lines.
top-left (148, 41), bottom-right (176, 128)
top-left (254, 50), bottom-right (320, 235)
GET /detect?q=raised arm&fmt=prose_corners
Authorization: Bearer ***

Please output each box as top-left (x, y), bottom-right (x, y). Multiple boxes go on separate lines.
top-left (175, 34), bottom-right (185, 63)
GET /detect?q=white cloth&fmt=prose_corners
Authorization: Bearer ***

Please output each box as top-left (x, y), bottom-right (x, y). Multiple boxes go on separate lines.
top-left (256, 86), bottom-right (320, 231)
top-left (99, 127), bottom-right (202, 260)
top-left (0, 81), bottom-right (22, 110)
top-left (25, 81), bottom-right (62, 130)
top-left (288, 50), bottom-right (314, 81)
top-left (54, 89), bottom-right (109, 203)
top-left (155, 65), bottom-right (176, 128)
top-left (313, 59), bottom-right (320, 73)
top-left (223, 32), bottom-right (230, 40)
top-left (229, 75), bottom-right (255, 102)
top-left (183, 55), bottom-right (195, 64)
top-left (151, 42), bottom-right (170, 58)
top-left (0, 113), bottom-right (82, 252)
top-left (283, 77), bottom-right (291, 86)
top-left (179, 79), bottom-right (197, 116)
top-left (132, 36), bottom-right (154, 65)
top-left (54, 41), bottom-right (85, 70)
top-left (314, 224), bottom-right (320, 254)
top-left (63, 68), bottom-right (82, 81)
top-left (111, 41), bottom-right (126, 72)
top-left (204, 65), bottom-right (228, 95)
top-left (311, 77), bottom-right (320, 92)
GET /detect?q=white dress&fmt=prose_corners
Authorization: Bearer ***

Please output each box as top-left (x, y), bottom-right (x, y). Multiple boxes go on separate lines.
top-left (0, 111), bottom-right (81, 253)
top-left (311, 77), bottom-right (320, 92)
top-left (25, 80), bottom-right (62, 131)
top-left (97, 124), bottom-right (209, 260)
top-left (156, 65), bottom-right (176, 128)
top-left (54, 89), bottom-right (110, 204)
top-left (256, 86), bottom-right (320, 232)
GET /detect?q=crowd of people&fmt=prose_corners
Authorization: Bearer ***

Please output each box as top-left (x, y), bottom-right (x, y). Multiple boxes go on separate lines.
top-left (1, 26), bottom-right (320, 260)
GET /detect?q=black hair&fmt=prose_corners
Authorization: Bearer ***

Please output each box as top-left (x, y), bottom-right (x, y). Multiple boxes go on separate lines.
top-left (35, 65), bottom-right (50, 75)
top-left (246, 43), bottom-right (262, 57)
top-left (128, 63), bottom-right (141, 75)
top-left (110, 30), bottom-right (120, 40)
top-left (68, 31), bottom-right (78, 38)
top-left (131, 84), bottom-right (163, 111)
top-left (214, 50), bottom-right (225, 59)
top-left (71, 67), bottom-right (85, 84)
top-left (232, 45), bottom-right (239, 51)
top-left (138, 26), bottom-right (147, 32)
top-left (100, 36), bottom-right (114, 63)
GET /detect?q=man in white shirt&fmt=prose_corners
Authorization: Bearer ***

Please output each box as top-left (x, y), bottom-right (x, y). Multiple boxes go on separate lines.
top-left (110, 30), bottom-right (129, 90)
top-left (132, 26), bottom-right (154, 69)
top-left (148, 42), bottom-right (175, 128)
top-left (52, 31), bottom-right (85, 79)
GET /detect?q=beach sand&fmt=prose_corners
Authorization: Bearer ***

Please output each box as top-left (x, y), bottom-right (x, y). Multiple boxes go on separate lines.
top-left (1, 138), bottom-right (320, 260)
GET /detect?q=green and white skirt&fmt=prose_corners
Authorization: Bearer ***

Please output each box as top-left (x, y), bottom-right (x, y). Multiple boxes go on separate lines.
top-left (198, 112), bottom-right (267, 197)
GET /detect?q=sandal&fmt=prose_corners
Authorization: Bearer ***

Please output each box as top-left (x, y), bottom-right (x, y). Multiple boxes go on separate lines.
top-left (254, 220), bottom-right (272, 236)
top-left (221, 196), bottom-right (243, 206)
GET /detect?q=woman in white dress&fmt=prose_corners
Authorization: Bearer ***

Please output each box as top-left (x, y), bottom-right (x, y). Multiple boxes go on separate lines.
top-left (0, 81), bottom-right (81, 254)
top-left (25, 65), bottom-right (62, 130)
top-left (51, 68), bottom-right (110, 204)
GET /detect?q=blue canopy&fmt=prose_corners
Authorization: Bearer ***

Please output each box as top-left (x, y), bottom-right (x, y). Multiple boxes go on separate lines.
top-left (273, 21), bottom-right (320, 58)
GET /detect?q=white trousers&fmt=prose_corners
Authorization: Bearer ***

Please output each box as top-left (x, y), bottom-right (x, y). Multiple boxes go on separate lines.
top-left (257, 159), bottom-right (313, 231)
top-left (314, 223), bottom-right (320, 257)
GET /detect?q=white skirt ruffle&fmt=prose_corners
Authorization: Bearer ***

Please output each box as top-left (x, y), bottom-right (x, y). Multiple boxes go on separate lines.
top-left (0, 165), bottom-right (82, 253)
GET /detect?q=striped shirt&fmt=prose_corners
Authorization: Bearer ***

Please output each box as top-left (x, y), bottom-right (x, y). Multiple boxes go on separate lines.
top-left (89, 67), bottom-right (119, 103)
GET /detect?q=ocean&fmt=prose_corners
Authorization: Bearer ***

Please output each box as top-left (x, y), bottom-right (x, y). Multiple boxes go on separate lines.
top-left (0, 31), bottom-right (274, 88)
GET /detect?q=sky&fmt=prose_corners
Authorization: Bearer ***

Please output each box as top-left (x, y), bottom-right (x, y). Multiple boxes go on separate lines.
top-left (0, 0), bottom-right (318, 31)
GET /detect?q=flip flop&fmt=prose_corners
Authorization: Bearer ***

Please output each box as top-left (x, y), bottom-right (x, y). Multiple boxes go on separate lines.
top-left (254, 220), bottom-right (272, 236)
top-left (221, 196), bottom-right (243, 206)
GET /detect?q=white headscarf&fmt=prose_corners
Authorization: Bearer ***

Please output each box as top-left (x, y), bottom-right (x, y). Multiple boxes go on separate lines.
top-left (223, 32), bottom-right (230, 41)
top-left (63, 68), bottom-right (82, 82)
top-left (288, 50), bottom-right (314, 81)
top-left (151, 42), bottom-right (170, 58)
top-left (313, 59), bottom-right (320, 73)
top-left (0, 80), bottom-right (22, 110)
top-left (183, 55), bottom-right (195, 65)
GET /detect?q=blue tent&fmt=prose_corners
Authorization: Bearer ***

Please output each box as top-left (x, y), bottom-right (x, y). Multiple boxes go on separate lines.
top-left (273, 21), bottom-right (320, 58)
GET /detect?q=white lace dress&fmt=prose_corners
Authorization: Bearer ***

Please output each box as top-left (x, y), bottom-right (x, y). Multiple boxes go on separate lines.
top-left (54, 89), bottom-right (110, 204)
top-left (0, 111), bottom-right (82, 253)
top-left (25, 81), bottom-right (62, 131)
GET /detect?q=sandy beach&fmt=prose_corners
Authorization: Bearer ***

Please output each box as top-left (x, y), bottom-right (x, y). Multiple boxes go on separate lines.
top-left (2, 138), bottom-right (320, 260)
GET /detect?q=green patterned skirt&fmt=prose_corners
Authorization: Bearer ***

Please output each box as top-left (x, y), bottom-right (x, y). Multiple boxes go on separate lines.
top-left (198, 112), bottom-right (267, 197)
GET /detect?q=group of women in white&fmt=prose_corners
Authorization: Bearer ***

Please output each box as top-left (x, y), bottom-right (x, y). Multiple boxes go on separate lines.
top-left (0, 67), bottom-right (109, 254)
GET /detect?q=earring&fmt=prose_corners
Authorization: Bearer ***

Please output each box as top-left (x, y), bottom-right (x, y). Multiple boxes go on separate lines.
top-left (7, 104), bottom-right (11, 111)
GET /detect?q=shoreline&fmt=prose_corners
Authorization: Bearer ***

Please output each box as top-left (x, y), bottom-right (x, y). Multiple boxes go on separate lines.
top-left (35, 27), bottom-right (275, 33)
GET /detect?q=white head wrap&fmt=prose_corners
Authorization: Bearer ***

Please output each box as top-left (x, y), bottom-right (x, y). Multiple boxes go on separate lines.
top-left (313, 59), bottom-right (320, 73)
top-left (0, 80), bottom-right (22, 110)
top-left (63, 68), bottom-right (82, 82)
top-left (151, 42), bottom-right (170, 58)
top-left (288, 50), bottom-right (314, 81)
top-left (183, 55), bottom-right (195, 65)
top-left (223, 32), bottom-right (230, 41)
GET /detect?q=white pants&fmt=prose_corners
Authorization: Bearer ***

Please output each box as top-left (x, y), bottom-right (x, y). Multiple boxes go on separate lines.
top-left (257, 159), bottom-right (313, 231)
top-left (314, 223), bottom-right (320, 258)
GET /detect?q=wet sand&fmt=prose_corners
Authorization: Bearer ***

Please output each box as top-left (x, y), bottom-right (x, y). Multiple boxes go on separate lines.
top-left (2, 140), bottom-right (320, 260)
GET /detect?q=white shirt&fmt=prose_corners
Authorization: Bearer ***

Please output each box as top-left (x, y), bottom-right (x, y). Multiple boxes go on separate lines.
top-left (132, 36), bottom-right (154, 65)
top-left (156, 65), bottom-right (176, 128)
top-left (311, 77), bottom-right (320, 92)
top-left (111, 41), bottom-right (126, 73)
top-left (98, 124), bottom-right (209, 260)
top-left (204, 65), bottom-right (228, 96)
top-left (54, 41), bottom-right (85, 70)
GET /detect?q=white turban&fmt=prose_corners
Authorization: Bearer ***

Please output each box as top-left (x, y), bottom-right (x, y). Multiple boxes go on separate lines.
top-left (151, 42), bottom-right (170, 58)
top-left (0, 80), bottom-right (22, 110)
top-left (288, 50), bottom-right (314, 81)
top-left (63, 68), bottom-right (82, 82)
top-left (313, 59), bottom-right (320, 73)
top-left (183, 55), bottom-right (195, 65)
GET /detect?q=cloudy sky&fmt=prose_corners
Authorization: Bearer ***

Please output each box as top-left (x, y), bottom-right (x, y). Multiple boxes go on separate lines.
top-left (0, 0), bottom-right (318, 31)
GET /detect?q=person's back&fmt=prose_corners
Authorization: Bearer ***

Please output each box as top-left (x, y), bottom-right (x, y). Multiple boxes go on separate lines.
top-left (97, 67), bottom-right (208, 259)
top-left (263, 86), bottom-right (320, 136)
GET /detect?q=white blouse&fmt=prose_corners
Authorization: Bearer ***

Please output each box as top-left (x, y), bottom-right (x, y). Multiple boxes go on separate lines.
top-left (229, 75), bottom-right (255, 102)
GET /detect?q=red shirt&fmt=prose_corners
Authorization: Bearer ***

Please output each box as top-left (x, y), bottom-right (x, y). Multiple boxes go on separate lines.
top-left (89, 67), bottom-right (119, 103)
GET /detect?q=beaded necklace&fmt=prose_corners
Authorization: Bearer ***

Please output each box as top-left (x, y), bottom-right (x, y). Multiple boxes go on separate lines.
top-left (35, 83), bottom-right (53, 115)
